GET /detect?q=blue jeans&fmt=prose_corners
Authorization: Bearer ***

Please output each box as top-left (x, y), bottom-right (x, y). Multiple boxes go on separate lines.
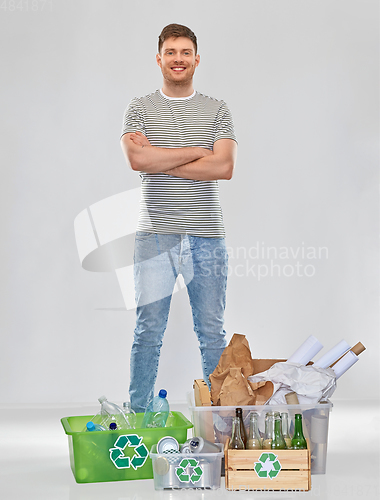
top-left (129, 232), bottom-right (228, 413)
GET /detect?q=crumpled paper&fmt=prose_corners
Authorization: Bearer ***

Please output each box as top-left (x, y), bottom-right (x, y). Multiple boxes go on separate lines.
top-left (210, 333), bottom-right (274, 406)
top-left (247, 361), bottom-right (336, 405)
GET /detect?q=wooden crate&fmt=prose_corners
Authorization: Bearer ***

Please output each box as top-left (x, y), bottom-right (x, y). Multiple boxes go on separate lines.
top-left (224, 439), bottom-right (311, 491)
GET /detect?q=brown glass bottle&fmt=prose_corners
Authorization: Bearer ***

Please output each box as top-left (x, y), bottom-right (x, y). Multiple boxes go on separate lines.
top-left (236, 408), bottom-right (247, 448)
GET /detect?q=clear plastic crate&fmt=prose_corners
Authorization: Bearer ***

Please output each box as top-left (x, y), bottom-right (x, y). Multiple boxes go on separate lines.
top-left (150, 443), bottom-right (224, 490)
top-left (187, 393), bottom-right (333, 475)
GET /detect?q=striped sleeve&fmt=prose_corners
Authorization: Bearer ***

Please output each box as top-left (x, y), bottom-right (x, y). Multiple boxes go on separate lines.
top-left (215, 102), bottom-right (237, 143)
top-left (120, 98), bottom-right (145, 138)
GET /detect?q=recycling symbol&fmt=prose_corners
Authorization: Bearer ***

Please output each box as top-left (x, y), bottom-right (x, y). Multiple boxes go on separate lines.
top-left (254, 452), bottom-right (281, 480)
top-left (175, 458), bottom-right (203, 483)
top-left (109, 434), bottom-right (148, 470)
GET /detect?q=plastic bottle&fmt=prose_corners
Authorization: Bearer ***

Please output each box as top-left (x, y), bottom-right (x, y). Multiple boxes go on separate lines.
top-left (86, 421), bottom-right (106, 432)
top-left (141, 389), bottom-right (170, 428)
top-left (165, 411), bottom-right (176, 427)
top-left (122, 402), bottom-right (137, 429)
top-left (98, 395), bottom-right (129, 430)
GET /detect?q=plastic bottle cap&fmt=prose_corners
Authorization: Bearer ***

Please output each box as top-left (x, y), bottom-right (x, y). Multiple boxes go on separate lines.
top-left (86, 422), bottom-right (95, 431)
top-left (158, 389), bottom-right (167, 398)
top-left (109, 422), bottom-right (117, 430)
top-left (98, 395), bottom-right (107, 403)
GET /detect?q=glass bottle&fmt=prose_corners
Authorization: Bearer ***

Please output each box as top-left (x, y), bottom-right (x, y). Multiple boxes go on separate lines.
top-left (246, 412), bottom-right (262, 449)
top-left (262, 412), bottom-right (275, 449)
top-left (236, 408), bottom-right (248, 448)
top-left (291, 414), bottom-right (307, 449)
top-left (281, 412), bottom-right (292, 449)
top-left (229, 416), bottom-right (245, 449)
top-left (267, 411), bottom-right (281, 420)
top-left (271, 415), bottom-right (287, 449)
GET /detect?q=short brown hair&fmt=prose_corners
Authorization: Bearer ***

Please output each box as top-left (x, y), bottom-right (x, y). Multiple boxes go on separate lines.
top-left (158, 24), bottom-right (198, 54)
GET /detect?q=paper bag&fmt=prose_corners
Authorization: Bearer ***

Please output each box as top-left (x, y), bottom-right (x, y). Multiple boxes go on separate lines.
top-left (209, 333), bottom-right (274, 406)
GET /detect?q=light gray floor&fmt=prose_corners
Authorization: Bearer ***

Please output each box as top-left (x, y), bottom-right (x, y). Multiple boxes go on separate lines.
top-left (0, 400), bottom-right (379, 500)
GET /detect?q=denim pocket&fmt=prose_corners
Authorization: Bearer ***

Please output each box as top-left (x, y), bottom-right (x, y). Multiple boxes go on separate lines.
top-left (135, 231), bottom-right (155, 241)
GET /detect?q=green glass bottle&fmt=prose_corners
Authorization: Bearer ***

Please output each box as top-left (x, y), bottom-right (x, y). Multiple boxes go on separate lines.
top-left (271, 415), bottom-right (287, 449)
top-left (291, 414), bottom-right (307, 449)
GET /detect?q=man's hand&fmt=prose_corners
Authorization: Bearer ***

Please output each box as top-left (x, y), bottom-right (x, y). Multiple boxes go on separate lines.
top-left (129, 131), bottom-right (151, 148)
top-left (165, 138), bottom-right (237, 181)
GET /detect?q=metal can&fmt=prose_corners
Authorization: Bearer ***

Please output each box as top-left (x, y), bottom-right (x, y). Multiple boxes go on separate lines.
top-left (157, 436), bottom-right (180, 454)
top-left (189, 436), bottom-right (220, 453)
top-left (180, 439), bottom-right (192, 454)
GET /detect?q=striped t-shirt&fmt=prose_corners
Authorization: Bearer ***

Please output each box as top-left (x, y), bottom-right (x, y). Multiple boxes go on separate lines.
top-left (121, 89), bottom-right (237, 237)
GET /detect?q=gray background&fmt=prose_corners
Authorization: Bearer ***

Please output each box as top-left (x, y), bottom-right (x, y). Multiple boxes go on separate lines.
top-left (1, 0), bottom-right (378, 404)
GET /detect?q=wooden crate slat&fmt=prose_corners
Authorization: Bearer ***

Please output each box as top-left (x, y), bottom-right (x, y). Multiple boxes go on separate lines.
top-left (228, 449), bottom-right (308, 470)
top-left (227, 469), bottom-right (310, 491)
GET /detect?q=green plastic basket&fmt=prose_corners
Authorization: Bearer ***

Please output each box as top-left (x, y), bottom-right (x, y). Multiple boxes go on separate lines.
top-left (61, 411), bottom-right (193, 483)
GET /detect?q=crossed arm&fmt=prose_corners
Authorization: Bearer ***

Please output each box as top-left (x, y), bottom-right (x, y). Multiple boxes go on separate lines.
top-left (120, 132), bottom-right (237, 181)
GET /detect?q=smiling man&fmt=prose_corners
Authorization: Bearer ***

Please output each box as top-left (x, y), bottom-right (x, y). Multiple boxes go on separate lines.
top-left (120, 24), bottom-right (237, 412)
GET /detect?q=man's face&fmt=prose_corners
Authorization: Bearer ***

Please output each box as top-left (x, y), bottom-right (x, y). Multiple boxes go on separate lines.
top-left (156, 37), bottom-right (200, 86)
